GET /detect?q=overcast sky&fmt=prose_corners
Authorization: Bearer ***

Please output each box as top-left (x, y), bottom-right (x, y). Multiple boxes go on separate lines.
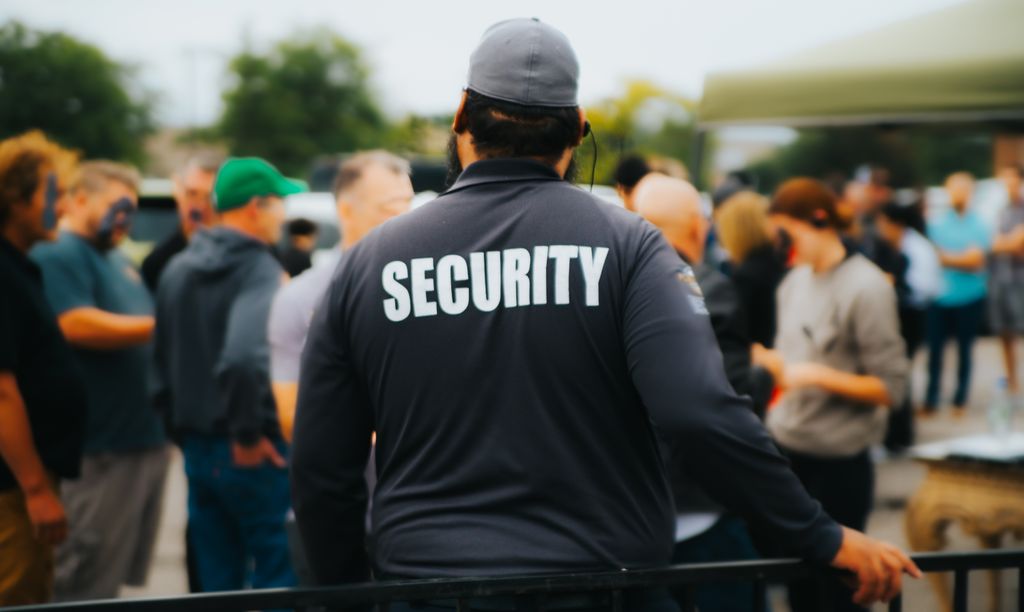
top-left (5, 0), bottom-right (963, 127)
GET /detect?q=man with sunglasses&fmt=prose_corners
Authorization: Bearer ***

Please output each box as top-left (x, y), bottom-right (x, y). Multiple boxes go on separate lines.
top-left (30, 161), bottom-right (169, 601)
top-left (141, 153), bottom-right (222, 293)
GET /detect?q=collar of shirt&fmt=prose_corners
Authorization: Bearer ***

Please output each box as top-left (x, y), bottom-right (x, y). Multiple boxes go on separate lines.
top-left (62, 229), bottom-right (100, 252)
top-left (442, 158), bottom-right (565, 196)
top-left (942, 208), bottom-right (975, 224)
top-left (0, 235), bottom-right (42, 280)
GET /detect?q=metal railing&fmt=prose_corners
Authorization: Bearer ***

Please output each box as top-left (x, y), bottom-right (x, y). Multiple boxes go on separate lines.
top-left (10, 549), bottom-right (1024, 612)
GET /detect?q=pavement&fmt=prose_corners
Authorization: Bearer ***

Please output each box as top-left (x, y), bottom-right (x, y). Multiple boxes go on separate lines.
top-left (122, 337), bottom-right (1023, 611)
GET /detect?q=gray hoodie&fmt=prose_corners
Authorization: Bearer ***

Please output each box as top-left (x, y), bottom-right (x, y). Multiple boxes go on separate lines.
top-left (154, 227), bottom-right (284, 445)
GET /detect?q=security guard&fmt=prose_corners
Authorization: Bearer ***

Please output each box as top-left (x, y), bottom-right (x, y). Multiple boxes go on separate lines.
top-left (291, 18), bottom-right (919, 610)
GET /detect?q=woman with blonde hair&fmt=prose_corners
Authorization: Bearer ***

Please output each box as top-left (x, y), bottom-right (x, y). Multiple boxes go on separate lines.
top-left (716, 191), bottom-right (787, 347)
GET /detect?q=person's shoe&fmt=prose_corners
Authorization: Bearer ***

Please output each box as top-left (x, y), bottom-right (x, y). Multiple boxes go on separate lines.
top-left (951, 405), bottom-right (967, 420)
top-left (915, 406), bottom-right (937, 419)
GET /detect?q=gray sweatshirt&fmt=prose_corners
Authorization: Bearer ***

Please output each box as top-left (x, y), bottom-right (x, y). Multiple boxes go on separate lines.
top-left (154, 227), bottom-right (285, 445)
top-left (767, 253), bottom-right (907, 457)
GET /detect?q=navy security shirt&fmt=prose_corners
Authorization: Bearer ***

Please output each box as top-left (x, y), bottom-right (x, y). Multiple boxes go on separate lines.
top-left (292, 159), bottom-right (842, 584)
top-left (0, 238), bottom-right (87, 491)
top-left (31, 232), bottom-right (164, 454)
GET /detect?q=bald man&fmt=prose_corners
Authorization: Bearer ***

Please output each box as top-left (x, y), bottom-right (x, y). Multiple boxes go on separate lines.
top-left (634, 176), bottom-right (751, 393)
top-left (634, 175), bottom-right (765, 612)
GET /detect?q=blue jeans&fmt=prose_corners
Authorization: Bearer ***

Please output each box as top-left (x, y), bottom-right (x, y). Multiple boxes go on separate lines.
top-left (925, 299), bottom-right (984, 409)
top-left (182, 435), bottom-right (295, 591)
top-left (671, 516), bottom-right (767, 612)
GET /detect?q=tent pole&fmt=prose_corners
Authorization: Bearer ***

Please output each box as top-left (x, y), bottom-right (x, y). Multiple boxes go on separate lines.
top-left (691, 128), bottom-right (708, 190)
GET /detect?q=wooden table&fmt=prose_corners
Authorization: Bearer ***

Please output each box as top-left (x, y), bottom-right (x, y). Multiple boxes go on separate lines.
top-left (905, 434), bottom-right (1024, 612)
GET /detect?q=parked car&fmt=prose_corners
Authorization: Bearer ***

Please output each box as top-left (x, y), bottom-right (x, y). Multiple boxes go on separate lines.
top-left (122, 178), bottom-right (178, 265)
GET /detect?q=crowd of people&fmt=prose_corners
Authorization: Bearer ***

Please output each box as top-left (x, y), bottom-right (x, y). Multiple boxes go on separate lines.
top-left (617, 158), bottom-right (1024, 444)
top-left (1, 17), bottom-right (1022, 612)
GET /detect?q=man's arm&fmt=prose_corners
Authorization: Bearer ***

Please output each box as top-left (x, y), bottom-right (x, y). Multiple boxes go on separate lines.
top-left (272, 383), bottom-right (298, 444)
top-left (268, 285), bottom-right (307, 444)
top-left (217, 264), bottom-right (285, 463)
top-left (0, 372), bottom-right (67, 545)
top-left (699, 270), bottom-right (752, 396)
top-left (623, 231), bottom-right (918, 605)
top-left (58, 308), bottom-right (154, 350)
top-left (291, 267), bottom-right (373, 585)
top-left (938, 247), bottom-right (985, 272)
top-left (992, 226), bottom-right (1024, 255)
top-left (777, 283), bottom-right (907, 408)
top-left (784, 364), bottom-right (893, 406)
top-left (33, 247), bottom-right (153, 350)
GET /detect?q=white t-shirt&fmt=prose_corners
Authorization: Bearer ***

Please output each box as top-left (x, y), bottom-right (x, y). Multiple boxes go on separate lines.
top-left (901, 229), bottom-right (943, 309)
top-left (674, 512), bottom-right (721, 542)
top-left (268, 249), bottom-right (342, 382)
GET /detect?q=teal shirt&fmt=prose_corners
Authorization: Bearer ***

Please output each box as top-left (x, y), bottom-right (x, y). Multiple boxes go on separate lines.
top-left (927, 209), bottom-right (992, 307)
top-left (31, 232), bottom-right (165, 453)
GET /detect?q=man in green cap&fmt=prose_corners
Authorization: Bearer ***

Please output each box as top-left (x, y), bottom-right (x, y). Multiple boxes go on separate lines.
top-left (153, 157), bottom-right (304, 592)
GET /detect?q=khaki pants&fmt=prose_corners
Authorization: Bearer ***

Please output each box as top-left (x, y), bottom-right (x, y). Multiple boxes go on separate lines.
top-left (0, 486), bottom-right (54, 606)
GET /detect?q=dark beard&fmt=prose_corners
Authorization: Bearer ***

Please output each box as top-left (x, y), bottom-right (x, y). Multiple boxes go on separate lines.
top-left (445, 134), bottom-right (462, 188)
top-left (92, 231), bottom-right (116, 252)
top-left (445, 133), bottom-right (579, 189)
top-left (564, 154), bottom-right (579, 185)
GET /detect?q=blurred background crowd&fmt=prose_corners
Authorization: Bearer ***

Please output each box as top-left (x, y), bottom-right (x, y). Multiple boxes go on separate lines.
top-left (1, 0), bottom-right (1023, 610)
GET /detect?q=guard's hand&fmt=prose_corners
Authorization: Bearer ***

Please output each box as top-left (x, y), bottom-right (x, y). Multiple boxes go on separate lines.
top-left (831, 526), bottom-right (921, 606)
top-left (232, 437), bottom-right (286, 468)
top-left (24, 487), bottom-right (68, 546)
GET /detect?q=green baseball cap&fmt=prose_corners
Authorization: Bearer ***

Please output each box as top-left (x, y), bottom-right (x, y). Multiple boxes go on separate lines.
top-left (213, 157), bottom-right (308, 212)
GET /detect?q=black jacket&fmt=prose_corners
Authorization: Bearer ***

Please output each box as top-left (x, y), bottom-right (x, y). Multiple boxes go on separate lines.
top-left (0, 238), bottom-right (87, 489)
top-left (692, 258), bottom-right (751, 396)
top-left (154, 227), bottom-right (283, 444)
top-left (292, 159), bottom-right (842, 584)
top-left (141, 227), bottom-right (187, 293)
top-left (731, 244), bottom-right (787, 348)
top-left (667, 256), bottom-right (750, 517)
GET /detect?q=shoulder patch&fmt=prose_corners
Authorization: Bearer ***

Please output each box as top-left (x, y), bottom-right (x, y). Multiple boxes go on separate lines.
top-left (675, 265), bottom-right (708, 316)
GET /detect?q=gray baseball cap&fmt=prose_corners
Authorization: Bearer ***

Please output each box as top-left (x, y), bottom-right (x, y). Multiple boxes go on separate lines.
top-left (467, 18), bottom-right (580, 108)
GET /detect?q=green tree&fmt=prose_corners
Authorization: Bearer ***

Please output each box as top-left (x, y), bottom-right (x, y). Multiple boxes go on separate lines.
top-left (218, 29), bottom-right (387, 176)
top-left (747, 127), bottom-right (992, 192)
top-left (0, 21), bottom-right (154, 164)
top-left (384, 113), bottom-right (451, 157)
top-left (578, 80), bottom-right (708, 185)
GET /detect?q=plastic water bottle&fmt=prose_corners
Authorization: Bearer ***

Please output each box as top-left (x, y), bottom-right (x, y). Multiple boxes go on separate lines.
top-left (988, 378), bottom-right (1014, 439)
